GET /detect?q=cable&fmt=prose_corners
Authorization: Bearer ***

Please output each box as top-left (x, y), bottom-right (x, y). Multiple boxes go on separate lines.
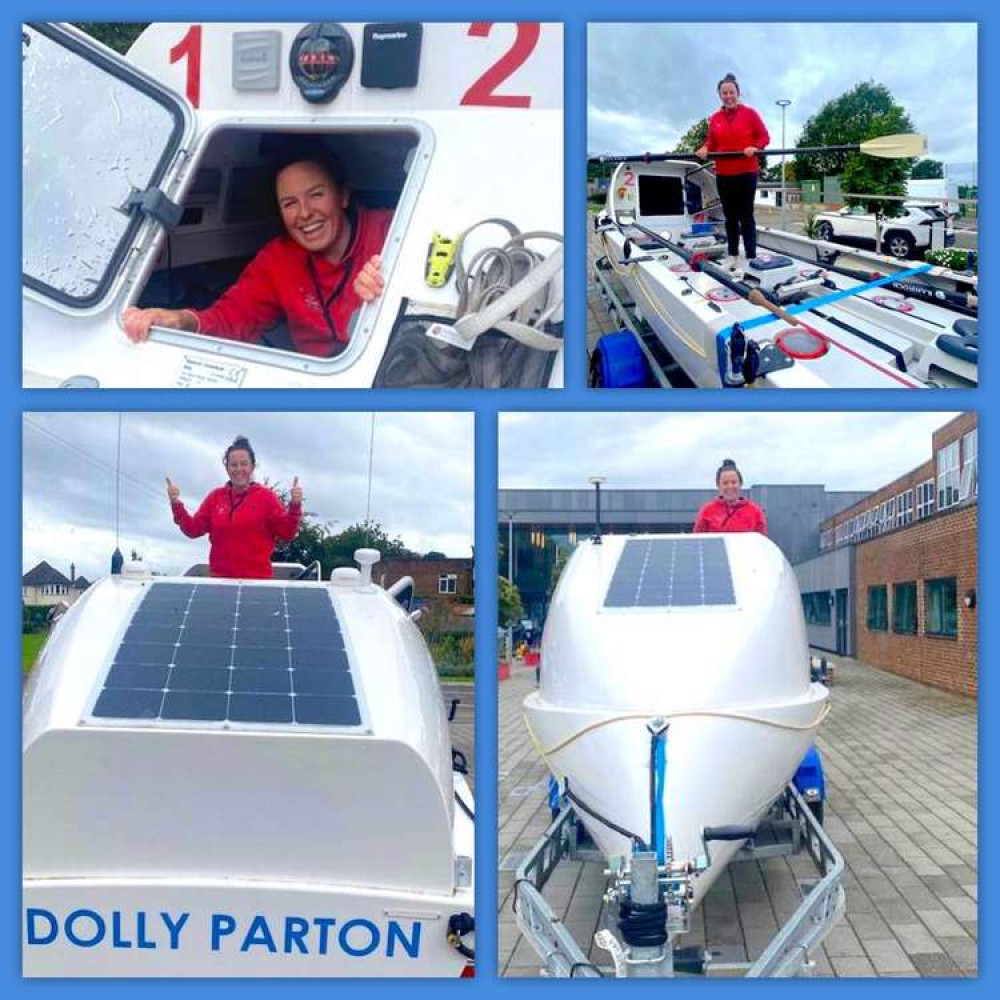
top-left (454, 790), bottom-right (475, 822)
top-left (24, 417), bottom-right (163, 504)
top-left (524, 701), bottom-right (830, 759)
top-left (564, 780), bottom-right (645, 846)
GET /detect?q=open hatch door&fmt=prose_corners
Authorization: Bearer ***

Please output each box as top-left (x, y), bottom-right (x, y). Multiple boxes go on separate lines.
top-left (22, 23), bottom-right (195, 311)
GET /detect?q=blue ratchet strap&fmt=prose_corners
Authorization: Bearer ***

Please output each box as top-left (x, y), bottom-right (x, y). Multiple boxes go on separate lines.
top-left (654, 729), bottom-right (668, 864)
top-left (714, 263), bottom-right (932, 384)
top-left (719, 262), bottom-right (932, 340)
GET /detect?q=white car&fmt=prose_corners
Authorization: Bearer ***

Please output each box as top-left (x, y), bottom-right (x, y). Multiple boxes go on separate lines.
top-left (814, 203), bottom-right (954, 260)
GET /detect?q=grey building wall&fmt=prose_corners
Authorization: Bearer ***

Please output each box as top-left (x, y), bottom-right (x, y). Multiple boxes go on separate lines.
top-left (794, 547), bottom-right (854, 654)
top-left (499, 486), bottom-right (870, 561)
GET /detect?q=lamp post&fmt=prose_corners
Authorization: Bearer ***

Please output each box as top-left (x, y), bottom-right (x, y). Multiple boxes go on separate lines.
top-left (776, 99), bottom-right (791, 221)
top-left (588, 476), bottom-right (607, 544)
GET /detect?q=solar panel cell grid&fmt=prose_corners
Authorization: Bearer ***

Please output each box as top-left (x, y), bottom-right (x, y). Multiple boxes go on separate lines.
top-left (604, 537), bottom-right (737, 608)
top-left (91, 583), bottom-right (363, 727)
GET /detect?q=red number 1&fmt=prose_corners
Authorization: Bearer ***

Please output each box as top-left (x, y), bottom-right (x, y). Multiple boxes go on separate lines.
top-left (460, 23), bottom-right (539, 109)
top-left (170, 25), bottom-right (202, 108)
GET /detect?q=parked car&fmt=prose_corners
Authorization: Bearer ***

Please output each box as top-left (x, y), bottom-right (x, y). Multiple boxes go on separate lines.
top-left (814, 203), bottom-right (954, 260)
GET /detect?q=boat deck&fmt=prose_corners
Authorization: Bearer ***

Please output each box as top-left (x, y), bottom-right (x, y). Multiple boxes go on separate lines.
top-left (498, 656), bottom-right (977, 977)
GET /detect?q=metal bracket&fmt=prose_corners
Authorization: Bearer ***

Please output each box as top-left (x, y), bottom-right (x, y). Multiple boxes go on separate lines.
top-left (119, 186), bottom-right (184, 229)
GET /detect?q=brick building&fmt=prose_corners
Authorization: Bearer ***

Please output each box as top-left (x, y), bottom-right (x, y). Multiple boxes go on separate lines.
top-left (379, 555), bottom-right (474, 632)
top-left (796, 414), bottom-right (977, 697)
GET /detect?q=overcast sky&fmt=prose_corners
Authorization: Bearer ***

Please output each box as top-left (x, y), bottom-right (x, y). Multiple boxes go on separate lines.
top-left (499, 412), bottom-right (962, 492)
top-left (23, 412), bottom-right (474, 582)
top-left (588, 23), bottom-right (977, 181)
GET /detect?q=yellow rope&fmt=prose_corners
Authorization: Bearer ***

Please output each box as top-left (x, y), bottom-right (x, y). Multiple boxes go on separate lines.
top-left (524, 699), bottom-right (831, 761)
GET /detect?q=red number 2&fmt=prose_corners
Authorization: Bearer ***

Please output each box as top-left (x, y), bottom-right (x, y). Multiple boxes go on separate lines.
top-left (460, 23), bottom-right (539, 108)
top-left (170, 25), bottom-right (202, 108)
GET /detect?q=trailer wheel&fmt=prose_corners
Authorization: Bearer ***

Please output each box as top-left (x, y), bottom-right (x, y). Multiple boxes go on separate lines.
top-left (816, 221), bottom-right (835, 242)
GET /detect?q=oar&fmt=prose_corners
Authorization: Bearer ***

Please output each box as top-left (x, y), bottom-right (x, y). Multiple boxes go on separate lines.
top-left (625, 222), bottom-right (802, 326)
top-left (590, 133), bottom-right (927, 166)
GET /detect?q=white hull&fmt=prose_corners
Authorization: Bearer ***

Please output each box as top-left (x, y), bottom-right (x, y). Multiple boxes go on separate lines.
top-left (597, 161), bottom-right (976, 389)
top-left (525, 533), bottom-right (827, 910)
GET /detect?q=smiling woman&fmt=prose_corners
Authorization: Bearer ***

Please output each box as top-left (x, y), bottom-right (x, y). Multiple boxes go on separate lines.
top-left (122, 145), bottom-right (389, 357)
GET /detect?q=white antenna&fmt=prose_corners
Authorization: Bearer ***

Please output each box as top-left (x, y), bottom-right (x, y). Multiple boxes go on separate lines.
top-left (365, 413), bottom-right (376, 542)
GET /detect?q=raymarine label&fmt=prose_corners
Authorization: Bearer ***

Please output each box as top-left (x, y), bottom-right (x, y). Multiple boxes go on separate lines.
top-left (25, 908), bottom-right (422, 959)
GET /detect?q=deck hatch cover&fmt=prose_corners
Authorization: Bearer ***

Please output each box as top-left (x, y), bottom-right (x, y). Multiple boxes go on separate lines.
top-left (92, 582), bottom-right (361, 726)
top-left (604, 538), bottom-right (736, 608)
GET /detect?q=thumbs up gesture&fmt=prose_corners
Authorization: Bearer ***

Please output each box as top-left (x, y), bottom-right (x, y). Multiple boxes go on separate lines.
top-left (290, 476), bottom-right (303, 506)
top-left (165, 477), bottom-right (181, 504)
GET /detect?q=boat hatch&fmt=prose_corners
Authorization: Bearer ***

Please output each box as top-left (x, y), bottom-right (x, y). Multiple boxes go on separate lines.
top-left (133, 122), bottom-right (431, 373)
top-left (22, 23), bottom-right (194, 311)
top-left (638, 174), bottom-right (686, 217)
top-left (84, 581), bottom-right (370, 732)
top-left (604, 537), bottom-right (736, 609)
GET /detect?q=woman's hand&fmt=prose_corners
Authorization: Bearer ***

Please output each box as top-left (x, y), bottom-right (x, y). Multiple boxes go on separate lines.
top-left (165, 477), bottom-right (181, 504)
top-left (290, 476), bottom-right (303, 506)
top-left (354, 254), bottom-right (385, 302)
top-left (122, 307), bottom-right (198, 343)
top-left (695, 145), bottom-right (709, 161)
top-left (744, 146), bottom-right (758, 157)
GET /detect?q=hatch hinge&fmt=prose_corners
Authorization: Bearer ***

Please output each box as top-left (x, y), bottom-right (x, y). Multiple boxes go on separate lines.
top-left (119, 186), bottom-right (184, 229)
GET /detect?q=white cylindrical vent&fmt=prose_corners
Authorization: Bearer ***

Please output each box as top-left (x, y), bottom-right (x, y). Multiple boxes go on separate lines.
top-left (354, 548), bottom-right (382, 590)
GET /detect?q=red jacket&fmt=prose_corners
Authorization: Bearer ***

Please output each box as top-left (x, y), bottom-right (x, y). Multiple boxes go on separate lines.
top-left (706, 104), bottom-right (770, 177)
top-left (194, 206), bottom-right (393, 357)
top-left (172, 483), bottom-right (302, 579)
top-left (693, 496), bottom-right (768, 535)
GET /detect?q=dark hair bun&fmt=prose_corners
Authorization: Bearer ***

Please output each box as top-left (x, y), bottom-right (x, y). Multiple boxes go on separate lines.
top-left (224, 436), bottom-right (257, 466)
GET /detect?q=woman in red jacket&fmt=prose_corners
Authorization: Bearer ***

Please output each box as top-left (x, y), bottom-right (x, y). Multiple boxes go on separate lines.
top-left (693, 458), bottom-right (768, 535)
top-left (696, 73), bottom-right (770, 271)
top-left (123, 146), bottom-right (388, 358)
top-left (167, 436), bottom-right (303, 579)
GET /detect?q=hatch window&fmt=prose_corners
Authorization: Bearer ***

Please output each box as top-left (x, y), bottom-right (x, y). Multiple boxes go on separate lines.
top-left (22, 24), bottom-right (187, 307)
top-left (131, 124), bottom-right (429, 371)
top-left (637, 175), bottom-right (685, 217)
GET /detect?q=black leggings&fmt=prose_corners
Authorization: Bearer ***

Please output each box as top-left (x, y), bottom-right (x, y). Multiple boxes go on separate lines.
top-left (716, 172), bottom-right (758, 258)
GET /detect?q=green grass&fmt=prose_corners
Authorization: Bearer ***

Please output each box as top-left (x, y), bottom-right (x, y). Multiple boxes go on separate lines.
top-left (22, 630), bottom-right (49, 674)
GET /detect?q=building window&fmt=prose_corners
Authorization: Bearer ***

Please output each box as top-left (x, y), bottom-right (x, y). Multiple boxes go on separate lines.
top-left (897, 490), bottom-right (914, 526)
top-left (916, 479), bottom-right (935, 519)
top-left (801, 591), bottom-right (832, 626)
top-left (892, 582), bottom-right (918, 634)
top-left (925, 578), bottom-right (958, 638)
top-left (960, 429), bottom-right (978, 502)
top-left (438, 573), bottom-right (458, 595)
top-left (937, 441), bottom-right (960, 511)
top-left (866, 585), bottom-right (888, 631)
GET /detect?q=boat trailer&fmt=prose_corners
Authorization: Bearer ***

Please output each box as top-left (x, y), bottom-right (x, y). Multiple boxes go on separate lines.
top-left (513, 782), bottom-right (845, 978)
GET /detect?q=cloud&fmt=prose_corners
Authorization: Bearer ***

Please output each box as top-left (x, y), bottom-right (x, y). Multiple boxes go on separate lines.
top-left (23, 412), bottom-right (474, 582)
top-left (588, 23), bottom-right (977, 169)
top-left (499, 412), bottom-right (964, 492)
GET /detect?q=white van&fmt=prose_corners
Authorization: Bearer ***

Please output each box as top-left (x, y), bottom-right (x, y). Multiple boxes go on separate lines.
top-left (23, 22), bottom-right (564, 389)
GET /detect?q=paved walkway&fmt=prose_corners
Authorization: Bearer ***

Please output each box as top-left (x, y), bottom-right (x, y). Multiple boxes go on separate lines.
top-left (442, 680), bottom-right (475, 790)
top-left (498, 654), bottom-right (977, 977)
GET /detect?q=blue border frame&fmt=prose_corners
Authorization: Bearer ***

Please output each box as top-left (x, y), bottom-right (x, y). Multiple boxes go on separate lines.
top-left (6, 0), bottom-right (992, 993)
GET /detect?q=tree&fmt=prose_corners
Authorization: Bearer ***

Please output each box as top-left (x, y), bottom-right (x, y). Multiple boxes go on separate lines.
top-left (675, 119), bottom-right (709, 153)
top-left (793, 82), bottom-right (915, 214)
top-left (75, 23), bottom-right (148, 54)
top-left (547, 548), bottom-right (570, 602)
top-left (912, 158), bottom-right (944, 180)
top-left (498, 576), bottom-right (524, 629)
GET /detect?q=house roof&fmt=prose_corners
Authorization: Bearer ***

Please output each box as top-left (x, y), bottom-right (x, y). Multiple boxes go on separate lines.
top-left (72, 576), bottom-right (91, 590)
top-left (22, 561), bottom-right (71, 587)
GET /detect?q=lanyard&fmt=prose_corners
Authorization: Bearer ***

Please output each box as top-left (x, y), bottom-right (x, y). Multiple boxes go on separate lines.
top-left (306, 212), bottom-right (359, 343)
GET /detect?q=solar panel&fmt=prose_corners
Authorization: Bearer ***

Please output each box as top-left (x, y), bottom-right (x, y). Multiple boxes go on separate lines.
top-left (91, 582), bottom-right (364, 728)
top-left (604, 537), bottom-right (736, 608)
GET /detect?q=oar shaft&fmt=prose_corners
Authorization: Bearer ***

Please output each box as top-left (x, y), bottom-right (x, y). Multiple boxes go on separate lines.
top-left (590, 144), bottom-right (862, 166)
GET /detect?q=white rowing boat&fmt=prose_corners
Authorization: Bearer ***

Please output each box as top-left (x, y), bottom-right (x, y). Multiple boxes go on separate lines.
top-left (594, 158), bottom-right (976, 388)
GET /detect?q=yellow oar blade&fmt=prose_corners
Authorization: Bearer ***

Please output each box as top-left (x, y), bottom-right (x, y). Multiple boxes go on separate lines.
top-left (859, 133), bottom-right (927, 158)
